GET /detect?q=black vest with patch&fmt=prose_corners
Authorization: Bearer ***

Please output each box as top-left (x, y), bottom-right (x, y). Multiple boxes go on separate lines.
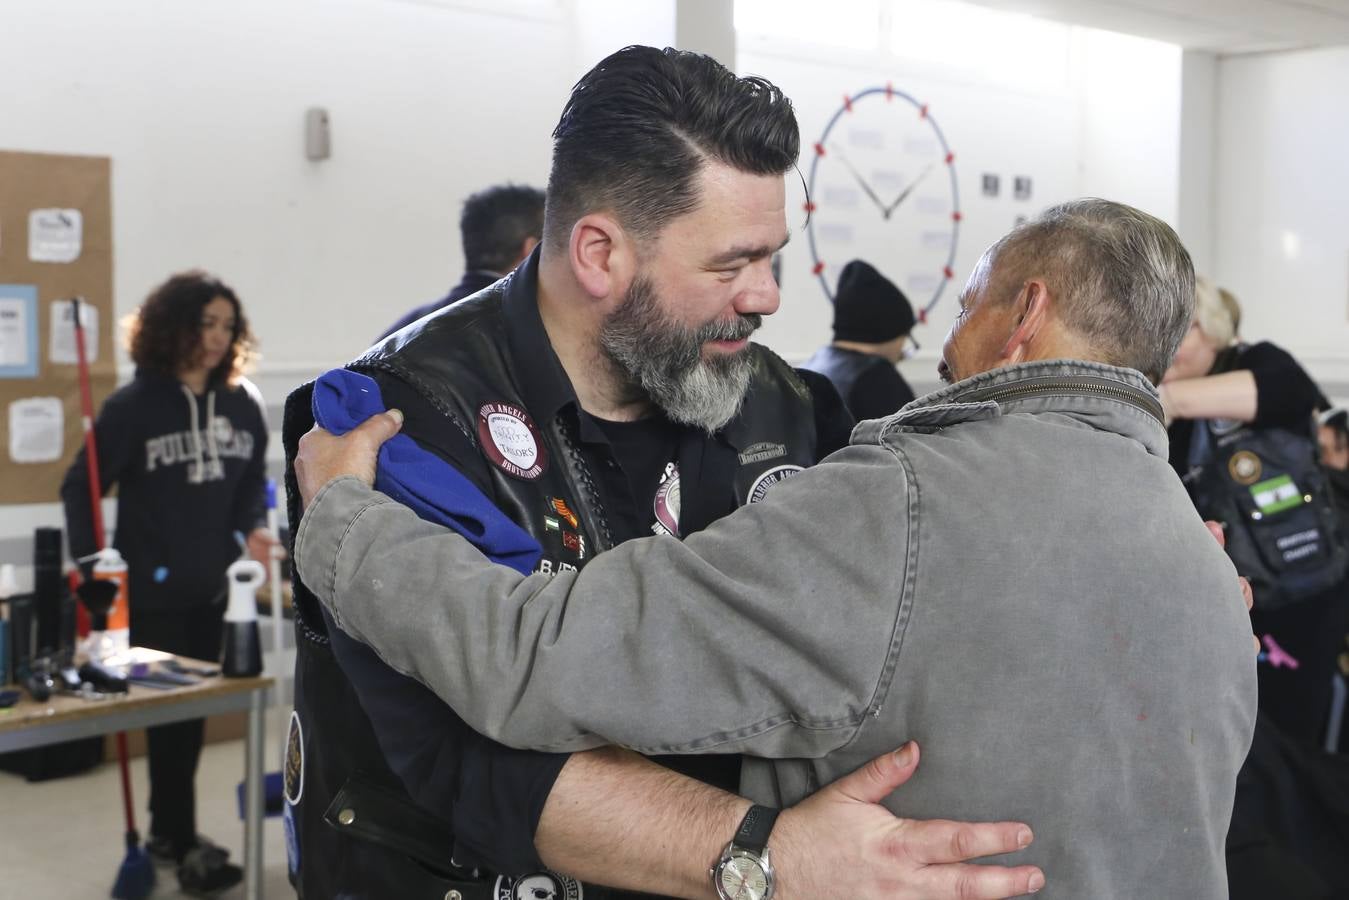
top-left (283, 271), bottom-right (824, 899)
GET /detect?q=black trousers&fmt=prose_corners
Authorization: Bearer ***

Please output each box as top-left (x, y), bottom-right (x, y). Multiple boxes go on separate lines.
top-left (130, 606), bottom-right (224, 857)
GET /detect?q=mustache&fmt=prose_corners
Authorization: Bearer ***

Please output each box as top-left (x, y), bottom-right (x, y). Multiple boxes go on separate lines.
top-left (696, 313), bottom-right (762, 343)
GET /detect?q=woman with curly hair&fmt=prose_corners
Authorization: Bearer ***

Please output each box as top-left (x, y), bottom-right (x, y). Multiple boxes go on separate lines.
top-left (61, 270), bottom-right (273, 895)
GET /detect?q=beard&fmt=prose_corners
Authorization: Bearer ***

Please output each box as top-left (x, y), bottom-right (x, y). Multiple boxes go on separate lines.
top-left (599, 275), bottom-right (760, 433)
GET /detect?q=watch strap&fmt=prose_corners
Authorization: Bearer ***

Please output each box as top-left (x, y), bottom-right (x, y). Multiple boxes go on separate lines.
top-left (733, 805), bottom-right (780, 856)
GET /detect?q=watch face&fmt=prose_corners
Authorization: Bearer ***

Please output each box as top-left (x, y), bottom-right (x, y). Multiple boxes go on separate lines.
top-left (718, 854), bottom-right (769, 900)
top-left (806, 85), bottom-right (961, 323)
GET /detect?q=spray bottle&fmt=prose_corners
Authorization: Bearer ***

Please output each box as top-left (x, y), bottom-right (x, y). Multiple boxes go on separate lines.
top-left (221, 559), bottom-right (265, 677)
top-left (78, 547), bottom-right (130, 663)
top-left (92, 548), bottom-right (130, 655)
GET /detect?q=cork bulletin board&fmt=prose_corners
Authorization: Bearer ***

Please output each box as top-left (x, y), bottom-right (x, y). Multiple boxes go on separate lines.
top-left (0, 151), bottom-right (115, 504)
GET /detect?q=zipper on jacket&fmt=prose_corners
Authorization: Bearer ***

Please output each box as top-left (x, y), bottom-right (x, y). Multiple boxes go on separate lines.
top-left (960, 375), bottom-right (1165, 425)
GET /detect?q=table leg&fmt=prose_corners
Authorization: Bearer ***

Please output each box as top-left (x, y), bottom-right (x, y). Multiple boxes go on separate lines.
top-left (1327, 672), bottom-right (1347, 753)
top-left (244, 687), bottom-right (266, 899)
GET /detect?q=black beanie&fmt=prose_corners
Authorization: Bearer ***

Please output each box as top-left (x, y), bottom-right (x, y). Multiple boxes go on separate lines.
top-left (832, 260), bottom-right (916, 343)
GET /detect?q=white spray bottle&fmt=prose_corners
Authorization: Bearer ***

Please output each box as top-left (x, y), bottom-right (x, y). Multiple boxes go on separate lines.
top-left (221, 559), bottom-right (266, 677)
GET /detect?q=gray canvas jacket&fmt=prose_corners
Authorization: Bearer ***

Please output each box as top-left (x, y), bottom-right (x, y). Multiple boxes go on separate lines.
top-left (296, 359), bottom-right (1258, 898)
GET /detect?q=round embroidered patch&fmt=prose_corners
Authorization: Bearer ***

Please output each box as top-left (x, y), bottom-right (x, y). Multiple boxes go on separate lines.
top-left (284, 709), bottom-right (304, 806)
top-left (748, 464), bottom-right (804, 503)
top-left (494, 870), bottom-right (583, 900)
top-left (478, 402), bottom-right (548, 480)
top-left (1228, 450), bottom-right (1262, 485)
top-left (652, 466), bottom-right (682, 537)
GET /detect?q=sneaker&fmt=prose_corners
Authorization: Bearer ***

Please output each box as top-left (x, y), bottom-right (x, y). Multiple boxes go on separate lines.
top-left (145, 835), bottom-right (177, 867)
top-left (176, 841), bottom-right (242, 897)
top-left (190, 835), bottom-right (231, 866)
top-left (147, 833), bottom-right (230, 867)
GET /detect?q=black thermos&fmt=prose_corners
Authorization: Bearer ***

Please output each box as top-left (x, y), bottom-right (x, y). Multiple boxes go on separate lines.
top-left (33, 527), bottom-right (64, 657)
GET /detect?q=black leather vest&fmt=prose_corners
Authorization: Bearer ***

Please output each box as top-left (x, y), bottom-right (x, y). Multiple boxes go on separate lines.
top-left (284, 270), bottom-right (824, 899)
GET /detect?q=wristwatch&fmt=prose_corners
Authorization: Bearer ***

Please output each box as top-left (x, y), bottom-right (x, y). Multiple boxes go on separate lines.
top-left (710, 804), bottom-right (779, 900)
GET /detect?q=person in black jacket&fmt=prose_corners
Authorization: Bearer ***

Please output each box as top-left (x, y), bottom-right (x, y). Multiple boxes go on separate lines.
top-left (1161, 276), bottom-right (1340, 744)
top-left (800, 259), bottom-right (917, 420)
top-left (378, 183), bottom-right (546, 340)
top-left (60, 271), bottom-right (273, 895)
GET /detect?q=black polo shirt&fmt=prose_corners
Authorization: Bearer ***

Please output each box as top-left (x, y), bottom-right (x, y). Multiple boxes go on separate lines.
top-left (348, 274), bottom-right (854, 874)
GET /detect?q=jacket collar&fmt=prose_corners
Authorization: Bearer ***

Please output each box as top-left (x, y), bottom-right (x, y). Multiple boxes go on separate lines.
top-left (855, 359), bottom-right (1168, 459)
top-left (500, 247), bottom-right (581, 427)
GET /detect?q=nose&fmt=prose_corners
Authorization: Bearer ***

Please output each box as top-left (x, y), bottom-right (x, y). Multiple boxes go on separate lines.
top-left (733, 260), bottom-right (781, 318)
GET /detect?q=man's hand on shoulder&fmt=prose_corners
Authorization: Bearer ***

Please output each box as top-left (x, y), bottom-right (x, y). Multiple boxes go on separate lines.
top-left (295, 409), bottom-right (404, 510)
top-left (772, 743), bottom-right (1044, 899)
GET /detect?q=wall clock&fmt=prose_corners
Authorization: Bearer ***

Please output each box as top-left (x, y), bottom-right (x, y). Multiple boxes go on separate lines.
top-left (805, 85), bottom-right (961, 328)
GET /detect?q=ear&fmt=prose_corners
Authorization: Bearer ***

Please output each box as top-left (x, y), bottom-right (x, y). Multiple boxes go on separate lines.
top-left (568, 213), bottom-right (634, 303)
top-left (998, 279), bottom-right (1051, 365)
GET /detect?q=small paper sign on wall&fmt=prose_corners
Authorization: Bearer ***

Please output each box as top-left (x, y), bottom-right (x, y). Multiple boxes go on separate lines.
top-left (8, 396), bottom-right (64, 463)
top-left (29, 208), bottom-right (84, 263)
top-left (49, 300), bottom-right (99, 365)
top-left (0, 285), bottom-right (39, 378)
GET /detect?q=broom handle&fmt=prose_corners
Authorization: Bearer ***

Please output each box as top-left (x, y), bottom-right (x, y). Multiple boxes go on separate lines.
top-left (116, 731), bottom-right (137, 834)
top-left (74, 298), bottom-right (137, 836)
top-left (72, 298), bottom-right (107, 550)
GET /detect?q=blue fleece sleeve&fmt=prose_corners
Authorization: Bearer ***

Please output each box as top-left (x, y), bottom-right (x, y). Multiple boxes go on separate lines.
top-left (311, 369), bottom-right (540, 574)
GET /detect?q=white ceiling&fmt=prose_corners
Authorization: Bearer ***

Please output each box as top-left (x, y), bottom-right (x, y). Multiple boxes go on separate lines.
top-left (955, 0), bottom-right (1349, 54)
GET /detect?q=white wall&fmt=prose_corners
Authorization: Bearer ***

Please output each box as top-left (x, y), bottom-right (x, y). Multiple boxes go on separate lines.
top-left (1076, 29), bottom-right (1183, 227)
top-left (677, 0), bottom-right (735, 69)
top-left (1212, 45), bottom-right (1349, 396)
top-left (1178, 50), bottom-right (1218, 275)
top-left (4, 1), bottom-right (554, 373)
top-left (739, 19), bottom-right (1184, 386)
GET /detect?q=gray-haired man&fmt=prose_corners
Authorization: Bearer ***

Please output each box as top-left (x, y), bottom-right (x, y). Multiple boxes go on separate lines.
top-left (296, 199), bottom-right (1257, 898)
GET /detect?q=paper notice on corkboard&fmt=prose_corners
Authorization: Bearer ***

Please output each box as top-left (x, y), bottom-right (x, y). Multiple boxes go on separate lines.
top-left (9, 396), bottom-right (63, 463)
top-left (0, 151), bottom-right (114, 505)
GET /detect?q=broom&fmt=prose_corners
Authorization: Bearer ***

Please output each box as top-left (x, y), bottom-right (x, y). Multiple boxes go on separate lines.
top-left (70, 297), bottom-right (155, 899)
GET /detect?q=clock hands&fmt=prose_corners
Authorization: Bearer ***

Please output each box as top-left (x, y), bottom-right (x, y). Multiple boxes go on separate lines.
top-left (830, 143), bottom-right (889, 217)
top-left (831, 145), bottom-right (937, 222)
top-left (882, 163), bottom-right (935, 220)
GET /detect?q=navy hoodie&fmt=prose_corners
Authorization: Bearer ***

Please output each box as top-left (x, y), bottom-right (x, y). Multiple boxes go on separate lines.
top-left (61, 370), bottom-right (269, 611)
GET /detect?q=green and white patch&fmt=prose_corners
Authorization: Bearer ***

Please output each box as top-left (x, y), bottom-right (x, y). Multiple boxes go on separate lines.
top-left (1250, 474), bottom-right (1304, 515)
